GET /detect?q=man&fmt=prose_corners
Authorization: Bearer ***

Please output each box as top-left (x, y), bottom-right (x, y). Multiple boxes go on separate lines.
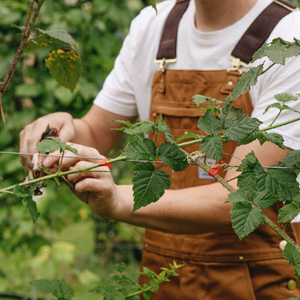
top-left (20, 0), bottom-right (300, 298)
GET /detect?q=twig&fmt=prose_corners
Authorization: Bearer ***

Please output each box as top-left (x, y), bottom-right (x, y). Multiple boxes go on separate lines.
top-left (0, 0), bottom-right (46, 125)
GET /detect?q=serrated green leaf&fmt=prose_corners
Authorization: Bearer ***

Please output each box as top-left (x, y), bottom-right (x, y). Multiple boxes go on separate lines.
top-left (14, 184), bottom-right (30, 198)
top-left (283, 242), bottom-right (300, 266)
top-left (284, 150), bottom-right (300, 169)
top-left (158, 142), bottom-right (188, 171)
top-left (37, 29), bottom-right (77, 50)
top-left (22, 196), bottom-right (40, 223)
top-left (258, 132), bottom-right (284, 149)
top-left (197, 110), bottom-right (221, 134)
top-left (237, 152), bottom-right (266, 199)
top-left (237, 130), bottom-right (261, 146)
top-left (264, 38), bottom-right (300, 65)
top-left (155, 119), bottom-right (173, 142)
top-left (200, 134), bottom-right (223, 162)
top-left (278, 202), bottom-right (300, 223)
top-left (31, 279), bottom-right (59, 293)
top-left (113, 263), bottom-right (127, 273)
top-left (132, 163), bottom-right (171, 211)
top-left (252, 191), bottom-right (278, 209)
top-left (225, 64), bottom-right (264, 102)
top-left (226, 190), bottom-right (248, 203)
top-left (265, 162), bottom-right (299, 202)
top-left (45, 49), bottom-right (82, 93)
top-left (275, 93), bottom-right (298, 102)
top-left (122, 139), bottom-right (157, 161)
top-left (252, 43), bottom-right (268, 61)
top-left (53, 279), bottom-right (74, 300)
top-left (89, 282), bottom-right (125, 299)
top-left (37, 137), bottom-right (60, 153)
top-left (223, 114), bottom-right (261, 142)
top-left (230, 201), bottom-right (265, 240)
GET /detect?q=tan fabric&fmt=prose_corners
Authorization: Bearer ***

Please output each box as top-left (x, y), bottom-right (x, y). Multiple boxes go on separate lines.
top-left (139, 69), bottom-right (300, 299)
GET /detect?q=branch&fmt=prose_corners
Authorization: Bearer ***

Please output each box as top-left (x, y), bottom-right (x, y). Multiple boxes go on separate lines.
top-left (0, 0), bottom-right (46, 124)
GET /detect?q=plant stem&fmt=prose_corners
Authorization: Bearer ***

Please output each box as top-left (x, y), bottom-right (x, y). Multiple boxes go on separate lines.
top-left (261, 116), bottom-right (300, 132)
top-left (0, 0), bottom-right (46, 124)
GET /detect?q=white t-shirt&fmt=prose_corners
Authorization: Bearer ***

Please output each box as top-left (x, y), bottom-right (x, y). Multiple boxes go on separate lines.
top-left (94, 0), bottom-right (300, 150)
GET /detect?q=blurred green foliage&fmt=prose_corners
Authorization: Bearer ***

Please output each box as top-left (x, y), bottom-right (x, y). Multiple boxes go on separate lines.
top-left (0, 0), bottom-right (146, 298)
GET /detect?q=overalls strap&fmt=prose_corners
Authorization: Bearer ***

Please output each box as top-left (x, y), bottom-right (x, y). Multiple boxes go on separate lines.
top-left (156, 0), bottom-right (297, 64)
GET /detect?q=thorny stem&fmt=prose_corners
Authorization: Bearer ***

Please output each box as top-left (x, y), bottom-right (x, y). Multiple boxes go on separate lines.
top-left (0, 0), bottom-right (46, 124)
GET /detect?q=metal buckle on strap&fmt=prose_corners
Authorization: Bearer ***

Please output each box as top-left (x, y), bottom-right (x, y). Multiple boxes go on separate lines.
top-left (227, 54), bottom-right (251, 74)
top-left (273, 0), bottom-right (299, 12)
top-left (153, 57), bottom-right (177, 73)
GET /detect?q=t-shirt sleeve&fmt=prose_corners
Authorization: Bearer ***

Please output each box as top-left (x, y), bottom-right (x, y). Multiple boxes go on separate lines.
top-left (93, 18), bottom-right (139, 117)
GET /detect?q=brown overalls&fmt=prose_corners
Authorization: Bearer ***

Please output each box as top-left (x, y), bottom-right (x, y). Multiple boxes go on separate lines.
top-left (139, 1), bottom-right (300, 299)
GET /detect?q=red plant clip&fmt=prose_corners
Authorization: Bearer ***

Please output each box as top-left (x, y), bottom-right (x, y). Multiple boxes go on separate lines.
top-left (208, 160), bottom-right (224, 178)
top-left (99, 158), bottom-right (113, 168)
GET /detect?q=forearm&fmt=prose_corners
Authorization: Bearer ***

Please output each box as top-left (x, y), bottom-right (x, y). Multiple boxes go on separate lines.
top-left (113, 183), bottom-right (233, 235)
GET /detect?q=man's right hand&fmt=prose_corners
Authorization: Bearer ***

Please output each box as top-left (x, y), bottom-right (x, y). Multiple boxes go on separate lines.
top-left (19, 112), bottom-right (75, 173)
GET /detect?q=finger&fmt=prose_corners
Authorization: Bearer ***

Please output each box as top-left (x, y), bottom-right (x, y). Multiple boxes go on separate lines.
top-left (58, 144), bottom-right (105, 171)
top-left (66, 161), bottom-right (110, 184)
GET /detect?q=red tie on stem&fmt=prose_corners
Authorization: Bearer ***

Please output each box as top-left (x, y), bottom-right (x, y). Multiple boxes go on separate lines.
top-left (99, 158), bottom-right (113, 168)
top-left (208, 160), bottom-right (224, 178)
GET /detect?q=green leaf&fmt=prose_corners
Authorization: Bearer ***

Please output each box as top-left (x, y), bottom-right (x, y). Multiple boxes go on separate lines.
top-left (223, 114), bottom-right (261, 142)
top-left (263, 38), bottom-right (300, 65)
top-left (31, 279), bottom-right (59, 293)
top-left (258, 132), bottom-right (285, 149)
top-left (22, 196), bottom-right (40, 223)
top-left (264, 102), bottom-right (282, 114)
top-left (283, 242), bottom-right (300, 266)
top-left (265, 162), bottom-right (299, 202)
top-left (295, 265), bottom-right (300, 280)
top-left (24, 35), bottom-right (50, 53)
top-left (200, 134), bottom-right (223, 163)
top-left (15, 83), bottom-right (43, 98)
top-left (176, 132), bottom-right (202, 143)
top-left (132, 163), bottom-right (171, 211)
top-left (252, 191), bottom-right (278, 209)
top-left (122, 139), bottom-right (157, 161)
top-left (278, 203), bottom-right (300, 223)
top-left (37, 29), bottom-right (77, 50)
top-left (197, 110), bottom-right (221, 134)
top-left (45, 48), bottom-right (82, 93)
top-left (237, 130), bottom-right (261, 146)
top-left (193, 95), bottom-right (223, 106)
top-left (274, 93), bottom-right (298, 103)
top-left (155, 119), bottom-right (173, 142)
top-left (143, 290), bottom-right (152, 300)
top-left (113, 263), bottom-right (127, 273)
top-left (225, 64), bottom-right (264, 102)
top-left (237, 152), bottom-right (266, 199)
top-left (158, 142), bottom-right (188, 171)
top-left (284, 150), bottom-right (300, 169)
top-left (287, 298), bottom-right (300, 300)
top-left (13, 184), bottom-right (30, 198)
top-left (252, 43), bottom-right (268, 61)
top-left (226, 190), bottom-right (248, 203)
top-left (37, 137), bottom-right (77, 154)
top-left (52, 279), bottom-right (75, 300)
top-left (230, 201), bottom-right (265, 240)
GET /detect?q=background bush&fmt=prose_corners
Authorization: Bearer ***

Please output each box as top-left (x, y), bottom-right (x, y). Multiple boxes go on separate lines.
top-left (0, 0), bottom-right (148, 298)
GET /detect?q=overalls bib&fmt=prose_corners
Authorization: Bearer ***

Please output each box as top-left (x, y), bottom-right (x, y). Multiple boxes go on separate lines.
top-left (139, 1), bottom-right (300, 299)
